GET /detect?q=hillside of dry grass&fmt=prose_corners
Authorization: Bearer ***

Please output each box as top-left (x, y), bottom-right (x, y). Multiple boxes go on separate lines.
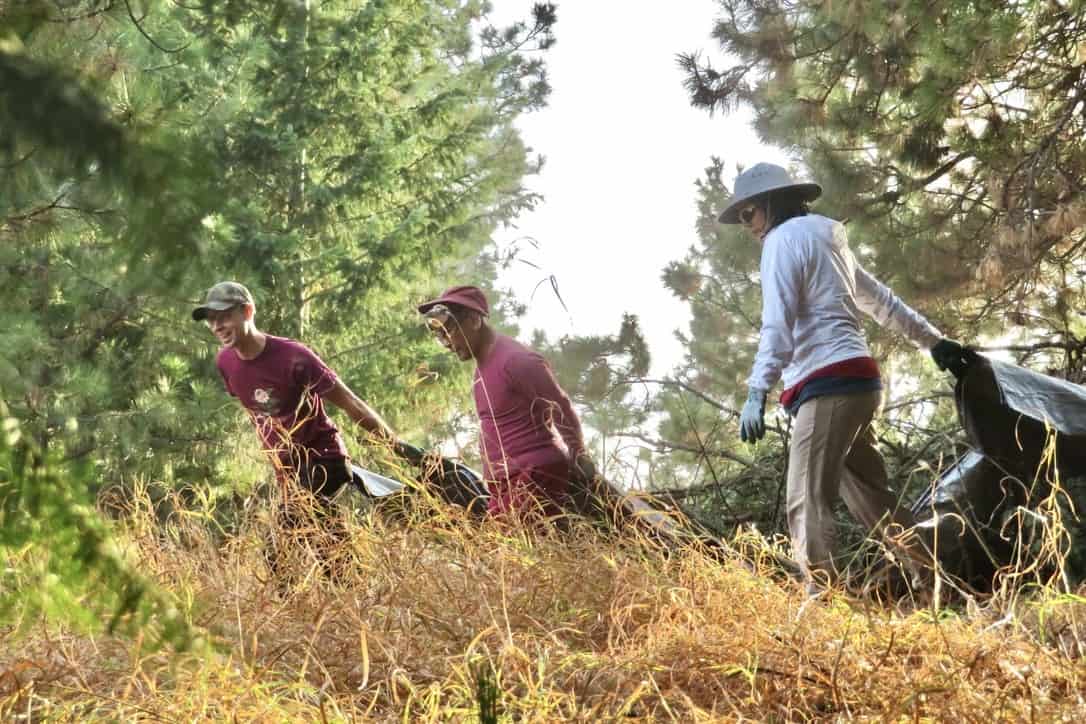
top-left (2, 486), bottom-right (1085, 722)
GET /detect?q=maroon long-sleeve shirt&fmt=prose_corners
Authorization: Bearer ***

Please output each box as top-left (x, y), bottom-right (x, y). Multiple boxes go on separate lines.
top-left (473, 334), bottom-right (585, 481)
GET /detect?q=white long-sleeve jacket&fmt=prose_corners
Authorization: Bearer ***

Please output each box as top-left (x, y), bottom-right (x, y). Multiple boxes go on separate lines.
top-left (748, 214), bottom-right (942, 393)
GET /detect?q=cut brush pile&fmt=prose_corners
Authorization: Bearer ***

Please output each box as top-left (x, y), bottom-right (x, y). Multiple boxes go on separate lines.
top-left (1, 483), bottom-right (1085, 722)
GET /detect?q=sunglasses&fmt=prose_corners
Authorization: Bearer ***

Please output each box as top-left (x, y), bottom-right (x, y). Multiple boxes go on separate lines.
top-left (423, 304), bottom-right (458, 341)
top-left (425, 317), bottom-right (449, 334)
top-left (738, 205), bottom-right (759, 225)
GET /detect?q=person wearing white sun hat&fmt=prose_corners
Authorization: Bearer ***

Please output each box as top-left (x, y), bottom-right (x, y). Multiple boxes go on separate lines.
top-left (720, 162), bottom-right (973, 593)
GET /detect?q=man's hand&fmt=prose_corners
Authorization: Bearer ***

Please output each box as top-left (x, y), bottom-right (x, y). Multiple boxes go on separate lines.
top-left (391, 439), bottom-right (426, 465)
top-left (572, 452), bottom-right (598, 482)
top-left (739, 388), bottom-right (767, 443)
top-left (930, 338), bottom-right (976, 379)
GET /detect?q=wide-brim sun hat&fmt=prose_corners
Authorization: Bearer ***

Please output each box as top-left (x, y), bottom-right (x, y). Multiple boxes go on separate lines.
top-left (717, 162), bottom-right (822, 224)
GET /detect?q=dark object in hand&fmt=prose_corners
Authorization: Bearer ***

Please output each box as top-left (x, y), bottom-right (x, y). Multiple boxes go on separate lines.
top-left (930, 338), bottom-right (977, 379)
top-left (390, 439), bottom-right (488, 514)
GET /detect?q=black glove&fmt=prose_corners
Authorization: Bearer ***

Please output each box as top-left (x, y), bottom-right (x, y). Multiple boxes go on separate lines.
top-left (572, 452), bottom-right (598, 482)
top-left (930, 338), bottom-right (976, 379)
top-left (391, 439), bottom-right (426, 465)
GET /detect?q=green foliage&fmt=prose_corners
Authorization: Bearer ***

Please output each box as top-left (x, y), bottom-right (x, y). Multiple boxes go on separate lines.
top-left (0, 0), bottom-right (554, 639)
top-left (639, 0), bottom-right (1086, 542)
top-left (1, 0), bottom-right (554, 481)
top-left (174, 0), bottom-right (555, 454)
top-left (473, 660), bottom-right (500, 724)
top-left (534, 314), bottom-right (654, 479)
top-left (0, 411), bottom-right (193, 650)
top-left (682, 0), bottom-right (1086, 378)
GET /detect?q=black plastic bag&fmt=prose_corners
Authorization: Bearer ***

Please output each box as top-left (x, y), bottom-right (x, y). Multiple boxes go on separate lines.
top-left (911, 355), bottom-right (1086, 587)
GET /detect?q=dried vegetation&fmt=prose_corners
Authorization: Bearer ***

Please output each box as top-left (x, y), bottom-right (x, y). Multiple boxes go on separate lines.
top-left (2, 483), bottom-right (1085, 721)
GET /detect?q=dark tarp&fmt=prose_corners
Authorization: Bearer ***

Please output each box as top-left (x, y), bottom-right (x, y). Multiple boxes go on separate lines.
top-left (910, 451), bottom-right (1024, 587)
top-left (955, 356), bottom-right (1086, 475)
top-left (911, 355), bottom-right (1086, 587)
top-left (977, 358), bottom-right (1086, 436)
top-left (372, 447), bottom-right (701, 544)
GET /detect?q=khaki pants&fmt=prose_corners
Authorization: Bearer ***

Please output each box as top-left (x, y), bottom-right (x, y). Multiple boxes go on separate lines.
top-left (787, 390), bottom-right (918, 589)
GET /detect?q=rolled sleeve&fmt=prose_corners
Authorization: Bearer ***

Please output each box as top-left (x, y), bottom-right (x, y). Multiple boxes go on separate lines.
top-left (290, 345), bottom-right (340, 397)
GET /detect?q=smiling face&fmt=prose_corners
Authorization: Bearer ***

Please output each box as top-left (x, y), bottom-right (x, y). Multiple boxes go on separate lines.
top-left (205, 305), bottom-right (250, 349)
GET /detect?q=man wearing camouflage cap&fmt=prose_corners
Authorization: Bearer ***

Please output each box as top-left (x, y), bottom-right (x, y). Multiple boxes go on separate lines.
top-left (194, 281), bottom-right (405, 576)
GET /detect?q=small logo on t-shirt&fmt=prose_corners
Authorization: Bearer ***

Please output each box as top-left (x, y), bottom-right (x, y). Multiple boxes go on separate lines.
top-left (252, 387), bottom-right (279, 414)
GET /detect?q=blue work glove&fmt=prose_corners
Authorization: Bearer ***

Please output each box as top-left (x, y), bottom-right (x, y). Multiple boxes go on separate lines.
top-left (739, 388), bottom-right (767, 443)
top-left (930, 338), bottom-right (976, 379)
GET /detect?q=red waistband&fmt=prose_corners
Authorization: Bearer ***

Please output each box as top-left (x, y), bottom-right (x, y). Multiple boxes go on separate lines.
top-left (779, 356), bottom-right (880, 408)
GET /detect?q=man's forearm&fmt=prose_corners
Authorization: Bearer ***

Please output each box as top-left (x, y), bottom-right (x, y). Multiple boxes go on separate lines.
top-left (349, 400), bottom-right (395, 440)
top-left (324, 380), bottom-right (396, 441)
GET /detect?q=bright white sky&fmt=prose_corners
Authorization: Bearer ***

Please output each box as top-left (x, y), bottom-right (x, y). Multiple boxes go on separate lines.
top-left (488, 1), bottom-right (790, 375)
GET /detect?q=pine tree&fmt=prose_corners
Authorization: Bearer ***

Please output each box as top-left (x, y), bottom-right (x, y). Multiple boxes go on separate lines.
top-left (0, 0), bottom-right (555, 638)
top-left (534, 314), bottom-right (653, 481)
top-left (680, 0), bottom-right (1086, 379)
top-left (627, 0), bottom-right (1086, 531)
top-left (178, 0), bottom-right (556, 450)
top-left (1, 0), bottom-right (555, 485)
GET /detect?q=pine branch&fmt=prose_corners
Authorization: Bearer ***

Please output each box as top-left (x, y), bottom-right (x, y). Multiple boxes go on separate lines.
top-left (613, 377), bottom-right (737, 416)
top-left (861, 153), bottom-right (973, 209)
top-left (617, 431), bottom-right (754, 468)
top-left (975, 339), bottom-right (1086, 354)
top-left (123, 0), bottom-right (191, 54)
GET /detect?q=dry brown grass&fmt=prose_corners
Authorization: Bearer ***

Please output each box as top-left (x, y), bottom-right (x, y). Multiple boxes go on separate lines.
top-left (2, 482), bottom-right (1086, 722)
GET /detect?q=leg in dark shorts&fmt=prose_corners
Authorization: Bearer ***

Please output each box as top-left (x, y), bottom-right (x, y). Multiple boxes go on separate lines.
top-left (267, 456), bottom-right (354, 583)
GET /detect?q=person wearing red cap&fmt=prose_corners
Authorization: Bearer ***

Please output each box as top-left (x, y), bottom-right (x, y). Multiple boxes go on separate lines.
top-left (418, 285), bottom-right (593, 519)
top-left (193, 281), bottom-right (408, 577)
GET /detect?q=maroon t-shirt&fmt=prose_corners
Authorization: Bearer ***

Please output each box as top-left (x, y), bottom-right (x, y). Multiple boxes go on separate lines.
top-left (474, 334), bottom-right (585, 481)
top-left (216, 336), bottom-right (348, 471)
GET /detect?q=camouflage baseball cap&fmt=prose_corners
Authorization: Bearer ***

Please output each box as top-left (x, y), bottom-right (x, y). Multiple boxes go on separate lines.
top-left (191, 281), bottom-right (254, 321)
